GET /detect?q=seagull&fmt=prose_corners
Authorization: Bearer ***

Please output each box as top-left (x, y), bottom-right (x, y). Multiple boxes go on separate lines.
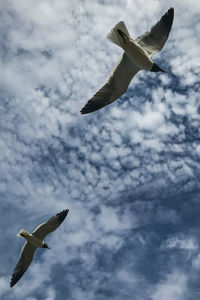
top-left (80, 8), bottom-right (174, 114)
top-left (10, 209), bottom-right (69, 288)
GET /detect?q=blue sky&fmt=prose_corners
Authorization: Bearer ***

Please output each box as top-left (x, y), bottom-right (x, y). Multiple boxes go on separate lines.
top-left (0, 0), bottom-right (200, 299)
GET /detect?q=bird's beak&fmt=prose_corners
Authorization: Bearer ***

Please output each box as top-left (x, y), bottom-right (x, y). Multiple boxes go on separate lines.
top-left (43, 243), bottom-right (51, 249)
top-left (151, 63), bottom-right (167, 73)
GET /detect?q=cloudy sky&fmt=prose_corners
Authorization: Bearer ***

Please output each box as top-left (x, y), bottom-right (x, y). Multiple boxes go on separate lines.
top-left (0, 0), bottom-right (200, 299)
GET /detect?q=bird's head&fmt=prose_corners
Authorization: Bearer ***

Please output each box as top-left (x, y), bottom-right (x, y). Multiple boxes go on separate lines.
top-left (43, 243), bottom-right (50, 249)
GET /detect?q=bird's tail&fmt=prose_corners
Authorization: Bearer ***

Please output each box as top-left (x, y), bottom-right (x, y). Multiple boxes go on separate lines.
top-left (107, 21), bottom-right (131, 47)
top-left (17, 229), bottom-right (30, 238)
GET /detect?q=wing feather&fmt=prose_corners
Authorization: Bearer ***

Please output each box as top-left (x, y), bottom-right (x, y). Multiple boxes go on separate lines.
top-left (80, 52), bottom-right (139, 114)
top-left (135, 7), bottom-right (174, 56)
top-left (32, 209), bottom-right (69, 240)
top-left (10, 242), bottom-right (36, 288)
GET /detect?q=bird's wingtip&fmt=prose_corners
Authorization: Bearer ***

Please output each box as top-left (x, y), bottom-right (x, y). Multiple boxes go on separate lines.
top-left (56, 209), bottom-right (69, 224)
top-left (168, 7), bottom-right (174, 16)
top-left (80, 109), bottom-right (89, 115)
top-left (80, 106), bottom-right (90, 114)
top-left (9, 272), bottom-right (22, 288)
top-left (62, 209), bottom-right (69, 215)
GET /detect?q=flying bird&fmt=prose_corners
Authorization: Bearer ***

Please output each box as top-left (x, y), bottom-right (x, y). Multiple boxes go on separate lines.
top-left (10, 209), bottom-right (69, 288)
top-left (80, 8), bottom-right (174, 114)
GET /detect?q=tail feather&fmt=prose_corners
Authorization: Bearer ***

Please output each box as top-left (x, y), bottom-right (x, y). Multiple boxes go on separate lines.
top-left (17, 229), bottom-right (30, 238)
top-left (107, 21), bottom-right (131, 47)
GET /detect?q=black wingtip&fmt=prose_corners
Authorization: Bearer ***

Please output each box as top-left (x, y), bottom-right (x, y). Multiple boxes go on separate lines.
top-left (10, 278), bottom-right (16, 288)
top-left (80, 109), bottom-right (87, 115)
top-left (80, 108), bottom-right (92, 114)
top-left (10, 271), bottom-right (24, 288)
top-left (168, 7), bottom-right (174, 19)
top-left (80, 99), bottom-right (99, 114)
top-left (56, 209), bottom-right (69, 224)
top-left (80, 98), bottom-right (109, 114)
top-left (80, 105), bottom-right (89, 114)
top-left (161, 7), bottom-right (174, 32)
top-left (167, 7), bottom-right (174, 15)
top-left (80, 109), bottom-right (95, 114)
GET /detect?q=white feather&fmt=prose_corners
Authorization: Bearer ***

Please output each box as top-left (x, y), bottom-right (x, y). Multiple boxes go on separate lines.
top-left (107, 21), bottom-right (130, 47)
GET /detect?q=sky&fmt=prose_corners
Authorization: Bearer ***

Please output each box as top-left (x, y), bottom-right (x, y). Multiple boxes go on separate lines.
top-left (0, 0), bottom-right (200, 299)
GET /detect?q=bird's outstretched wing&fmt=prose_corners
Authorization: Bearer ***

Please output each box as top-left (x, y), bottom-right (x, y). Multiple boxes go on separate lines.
top-left (80, 53), bottom-right (139, 114)
top-left (135, 7), bottom-right (174, 56)
top-left (32, 209), bottom-right (69, 240)
top-left (10, 242), bottom-right (36, 288)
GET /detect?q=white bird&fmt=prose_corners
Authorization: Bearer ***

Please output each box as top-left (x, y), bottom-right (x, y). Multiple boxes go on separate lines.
top-left (80, 8), bottom-right (174, 114)
top-left (10, 209), bottom-right (69, 288)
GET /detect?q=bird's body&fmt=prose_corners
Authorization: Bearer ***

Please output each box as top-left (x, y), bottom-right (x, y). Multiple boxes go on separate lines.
top-left (122, 39), bottom-right (153, 70)
top-left (108, 22), bottom-right (154, 71)
top-left (10, 209), bottom-right (69, 288)
top-left (80, 8), bottom-right (174, 114)
top-left (17, 229), bottom-right (45, 248)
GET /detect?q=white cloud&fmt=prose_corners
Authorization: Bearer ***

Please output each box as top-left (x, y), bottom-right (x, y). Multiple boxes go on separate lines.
top-left (164, 236), bottom-right (198, 251)
top-left (151, 271), bottom-right (188, 300)
top-left (45, 287), bottom-right (56, 300)
top-left (0, 277), bottom-right (9, 297)
top-left (192, 254), bottom-right (200, 269)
